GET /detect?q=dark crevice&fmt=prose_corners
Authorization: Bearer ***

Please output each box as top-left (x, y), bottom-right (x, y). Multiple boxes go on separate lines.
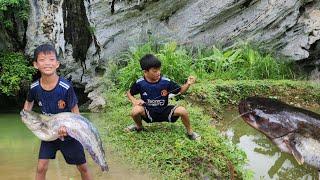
top-left (297, 39), bottom-right (320, 72)
top-left (242, 0), bottom-right (254, 8)
top-left (299, 5), bottom-right (306, 14)
top-left (92, 35), bottom-right (101, 58)
top-left (1, 10), bottom-right (27, 51)
top-left (62, 0), bottom-right (92, 82)
top-left (74, 86), bottom-right (90, 107)
top-left (111, 0), bottom-right (116, 14)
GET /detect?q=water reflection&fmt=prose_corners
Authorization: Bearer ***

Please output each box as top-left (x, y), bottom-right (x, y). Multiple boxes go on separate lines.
top-left (219, 109), bottom-right (318, 180)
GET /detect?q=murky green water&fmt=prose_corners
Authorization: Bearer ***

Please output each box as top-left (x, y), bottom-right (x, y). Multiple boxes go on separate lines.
top-left (219, 109), bottom-right (319, 180)
top-left (0, 113), bottom-right (150, 180)
top-left (3, 109), bottom-right (320, 179)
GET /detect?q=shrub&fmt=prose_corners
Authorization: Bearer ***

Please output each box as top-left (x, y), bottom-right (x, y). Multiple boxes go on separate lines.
top-left (0, 52), bottom-right (35, 95)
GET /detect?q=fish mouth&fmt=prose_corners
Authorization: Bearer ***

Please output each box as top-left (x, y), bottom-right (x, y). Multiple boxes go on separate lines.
top-left (238, 100), bottom-right (253, 121)
top-left (20, 109), bottom-right (27, 118)
top-left (239, 99), bottom-right (267, 132)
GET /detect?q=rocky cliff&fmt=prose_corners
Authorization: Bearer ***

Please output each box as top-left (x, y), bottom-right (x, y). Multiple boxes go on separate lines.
top-left (23, 0), bottom-right (320, 111)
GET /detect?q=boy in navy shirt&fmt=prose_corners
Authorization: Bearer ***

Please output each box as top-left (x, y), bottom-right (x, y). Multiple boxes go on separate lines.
top-left (23, 44), bottom-right (92, 180)
top-left (126, 54), bottom-right (201, 140)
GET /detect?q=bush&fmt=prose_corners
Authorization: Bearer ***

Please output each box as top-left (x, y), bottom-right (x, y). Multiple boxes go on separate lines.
top-left (0, 52), bottom-right (35, 95)
top-left (192, 44), bottom-right (298, 80)
top-left (113, 41), bottom-right (300, 91)
top-left (0, 0), bottom-right (29, 29)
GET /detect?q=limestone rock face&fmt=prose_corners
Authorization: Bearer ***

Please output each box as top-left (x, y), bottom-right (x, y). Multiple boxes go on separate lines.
top-left (25, 0), bottom-right (320, 111)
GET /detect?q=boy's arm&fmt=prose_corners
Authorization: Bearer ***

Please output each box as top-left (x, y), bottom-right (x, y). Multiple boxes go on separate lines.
top-left (127, 90), bottom-right (145, 106)
top-left (71, 104), bottom-right (80, 114)
top-left (58, 104), bottom-right (79, 138)
top-left (23, 100), bottom-right (34, 111)
top-left (179, 76), bottom-right (196, 94)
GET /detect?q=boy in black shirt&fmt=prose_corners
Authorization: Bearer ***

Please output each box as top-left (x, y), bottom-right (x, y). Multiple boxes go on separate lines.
top-left (126, 54), bottom-right (201, 140)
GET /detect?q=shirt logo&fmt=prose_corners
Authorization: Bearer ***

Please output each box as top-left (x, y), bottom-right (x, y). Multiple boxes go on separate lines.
top-left (147, 99), bottom-right (165, 106)
top-left (58, 100), bottom-right (66, 109)
top-left (142, 92), bottom-right (148, 96)
top-left (161, 89), bottom-right (168, 96)
top-left (38, 101), bottom-right (42, 106)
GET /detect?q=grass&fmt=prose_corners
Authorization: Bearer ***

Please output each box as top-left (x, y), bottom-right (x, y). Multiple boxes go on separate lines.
top-left (189, 80), bottom-right (320, 114)
top-left (102, 89), bottom-right (252, 179)
top-left (114, 41), bottom-right (301, 91)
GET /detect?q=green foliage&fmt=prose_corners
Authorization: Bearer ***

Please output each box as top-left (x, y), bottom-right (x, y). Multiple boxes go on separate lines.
top-left (113, 41), bottom-right (300, 91)
top-left (157, 42), bottom-right (193, 84)
top-left (192, 44), bottom-right (297, 80)
top-left (116, 42), bottom-right (193, 90)
top-left (0, 0), bottom-right (29, 30)
top-left (116, 42), bottom-right (155, 91)
top-left (0, 52), bottom-right (35, 95)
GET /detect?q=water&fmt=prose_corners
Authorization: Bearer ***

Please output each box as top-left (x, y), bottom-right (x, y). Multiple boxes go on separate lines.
top-left (3, 110), bottom-right (320, 179)
top-left (218, 109), bottom-right (319, 180)
top-left (0, 113), bottom-right (150, 180)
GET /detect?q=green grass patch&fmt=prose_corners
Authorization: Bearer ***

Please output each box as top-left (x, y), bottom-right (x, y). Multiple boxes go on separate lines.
top-left (189, 79), bottom-right (320, 114)
top-left (101, 89), bottom-right (252, 179)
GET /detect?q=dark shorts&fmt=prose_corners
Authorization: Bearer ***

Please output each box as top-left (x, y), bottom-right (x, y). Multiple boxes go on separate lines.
top-left (39, 136), bottom-right (86, 165)
top-left (142, 105), bottom-right (179, 123)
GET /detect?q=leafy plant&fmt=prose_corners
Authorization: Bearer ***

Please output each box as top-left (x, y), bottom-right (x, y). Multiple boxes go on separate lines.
top-left (0, 0), bottom-right (29, 30)
top-left (114, 41), bottom-right (300, 91)
top-left (192, 44), bottom-right (298, 80)
top-left (0, 52), bottom-right (35, 95)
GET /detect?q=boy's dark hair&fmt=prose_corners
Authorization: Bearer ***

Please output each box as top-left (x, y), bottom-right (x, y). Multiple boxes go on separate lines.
top-left (34, 44), bottom-right (58, 61)
top-left (140, 54), bottom-right (161, 71)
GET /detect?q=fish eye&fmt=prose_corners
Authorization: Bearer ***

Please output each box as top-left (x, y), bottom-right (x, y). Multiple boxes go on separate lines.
top-left (254, 115), bottom-right (261, 121)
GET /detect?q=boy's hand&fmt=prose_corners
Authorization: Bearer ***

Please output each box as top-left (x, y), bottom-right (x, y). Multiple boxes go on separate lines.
top-left (133, 99), bottom-right (145, 106)
top-left (187, 76), bottom-right (196, 85)
top-left (58, 126), bottom-right (68, 139)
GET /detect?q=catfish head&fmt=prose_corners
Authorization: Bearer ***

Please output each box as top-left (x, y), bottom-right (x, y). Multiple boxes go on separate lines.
top-left (20, 110), bottom-right (55, 141)
top-left (20, 110), bottom-right (46, 130)
top-left (238, 97), bottom-right (294, 139)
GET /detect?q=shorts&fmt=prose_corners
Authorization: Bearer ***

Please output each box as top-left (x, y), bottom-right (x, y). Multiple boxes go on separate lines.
top-left (38, 136), bottom-right (86, 165)
top-left (142, 105), bottom-right (179, 123)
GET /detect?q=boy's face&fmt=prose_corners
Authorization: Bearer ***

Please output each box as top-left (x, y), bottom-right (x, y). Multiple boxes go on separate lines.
top-left (144, 67), bottom-right (161, 82)
top-left (33, 51), bottom-right (60, 76)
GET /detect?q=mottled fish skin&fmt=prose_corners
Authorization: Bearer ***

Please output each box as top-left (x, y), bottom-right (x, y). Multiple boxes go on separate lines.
top-left (238, 97), bottom-right (320, 169)
top-left (20, 110), bottom-right (108, 171)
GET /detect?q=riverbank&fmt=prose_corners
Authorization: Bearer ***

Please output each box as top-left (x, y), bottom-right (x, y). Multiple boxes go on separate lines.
top-left (101, 80), bottom-right (320, 179)
top-left (189, 79), bottom-right (320, 117)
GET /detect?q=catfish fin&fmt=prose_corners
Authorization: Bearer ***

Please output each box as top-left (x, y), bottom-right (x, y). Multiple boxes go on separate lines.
top-left (284, 139), bottom-right (304, 165)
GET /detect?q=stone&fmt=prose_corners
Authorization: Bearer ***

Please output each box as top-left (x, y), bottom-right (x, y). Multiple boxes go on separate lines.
top-left (24, 0), bottom-right (320, 111)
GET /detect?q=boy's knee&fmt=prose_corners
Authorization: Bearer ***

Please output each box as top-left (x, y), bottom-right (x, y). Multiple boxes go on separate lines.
top-left (37, 162), bottom-right (48, 174)
top-left (131, 105), bottom-right (144, 116)
top-left (77, 163), bottom-right (89, 173)
top-left (175, 106), bottom-right (188, 116)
